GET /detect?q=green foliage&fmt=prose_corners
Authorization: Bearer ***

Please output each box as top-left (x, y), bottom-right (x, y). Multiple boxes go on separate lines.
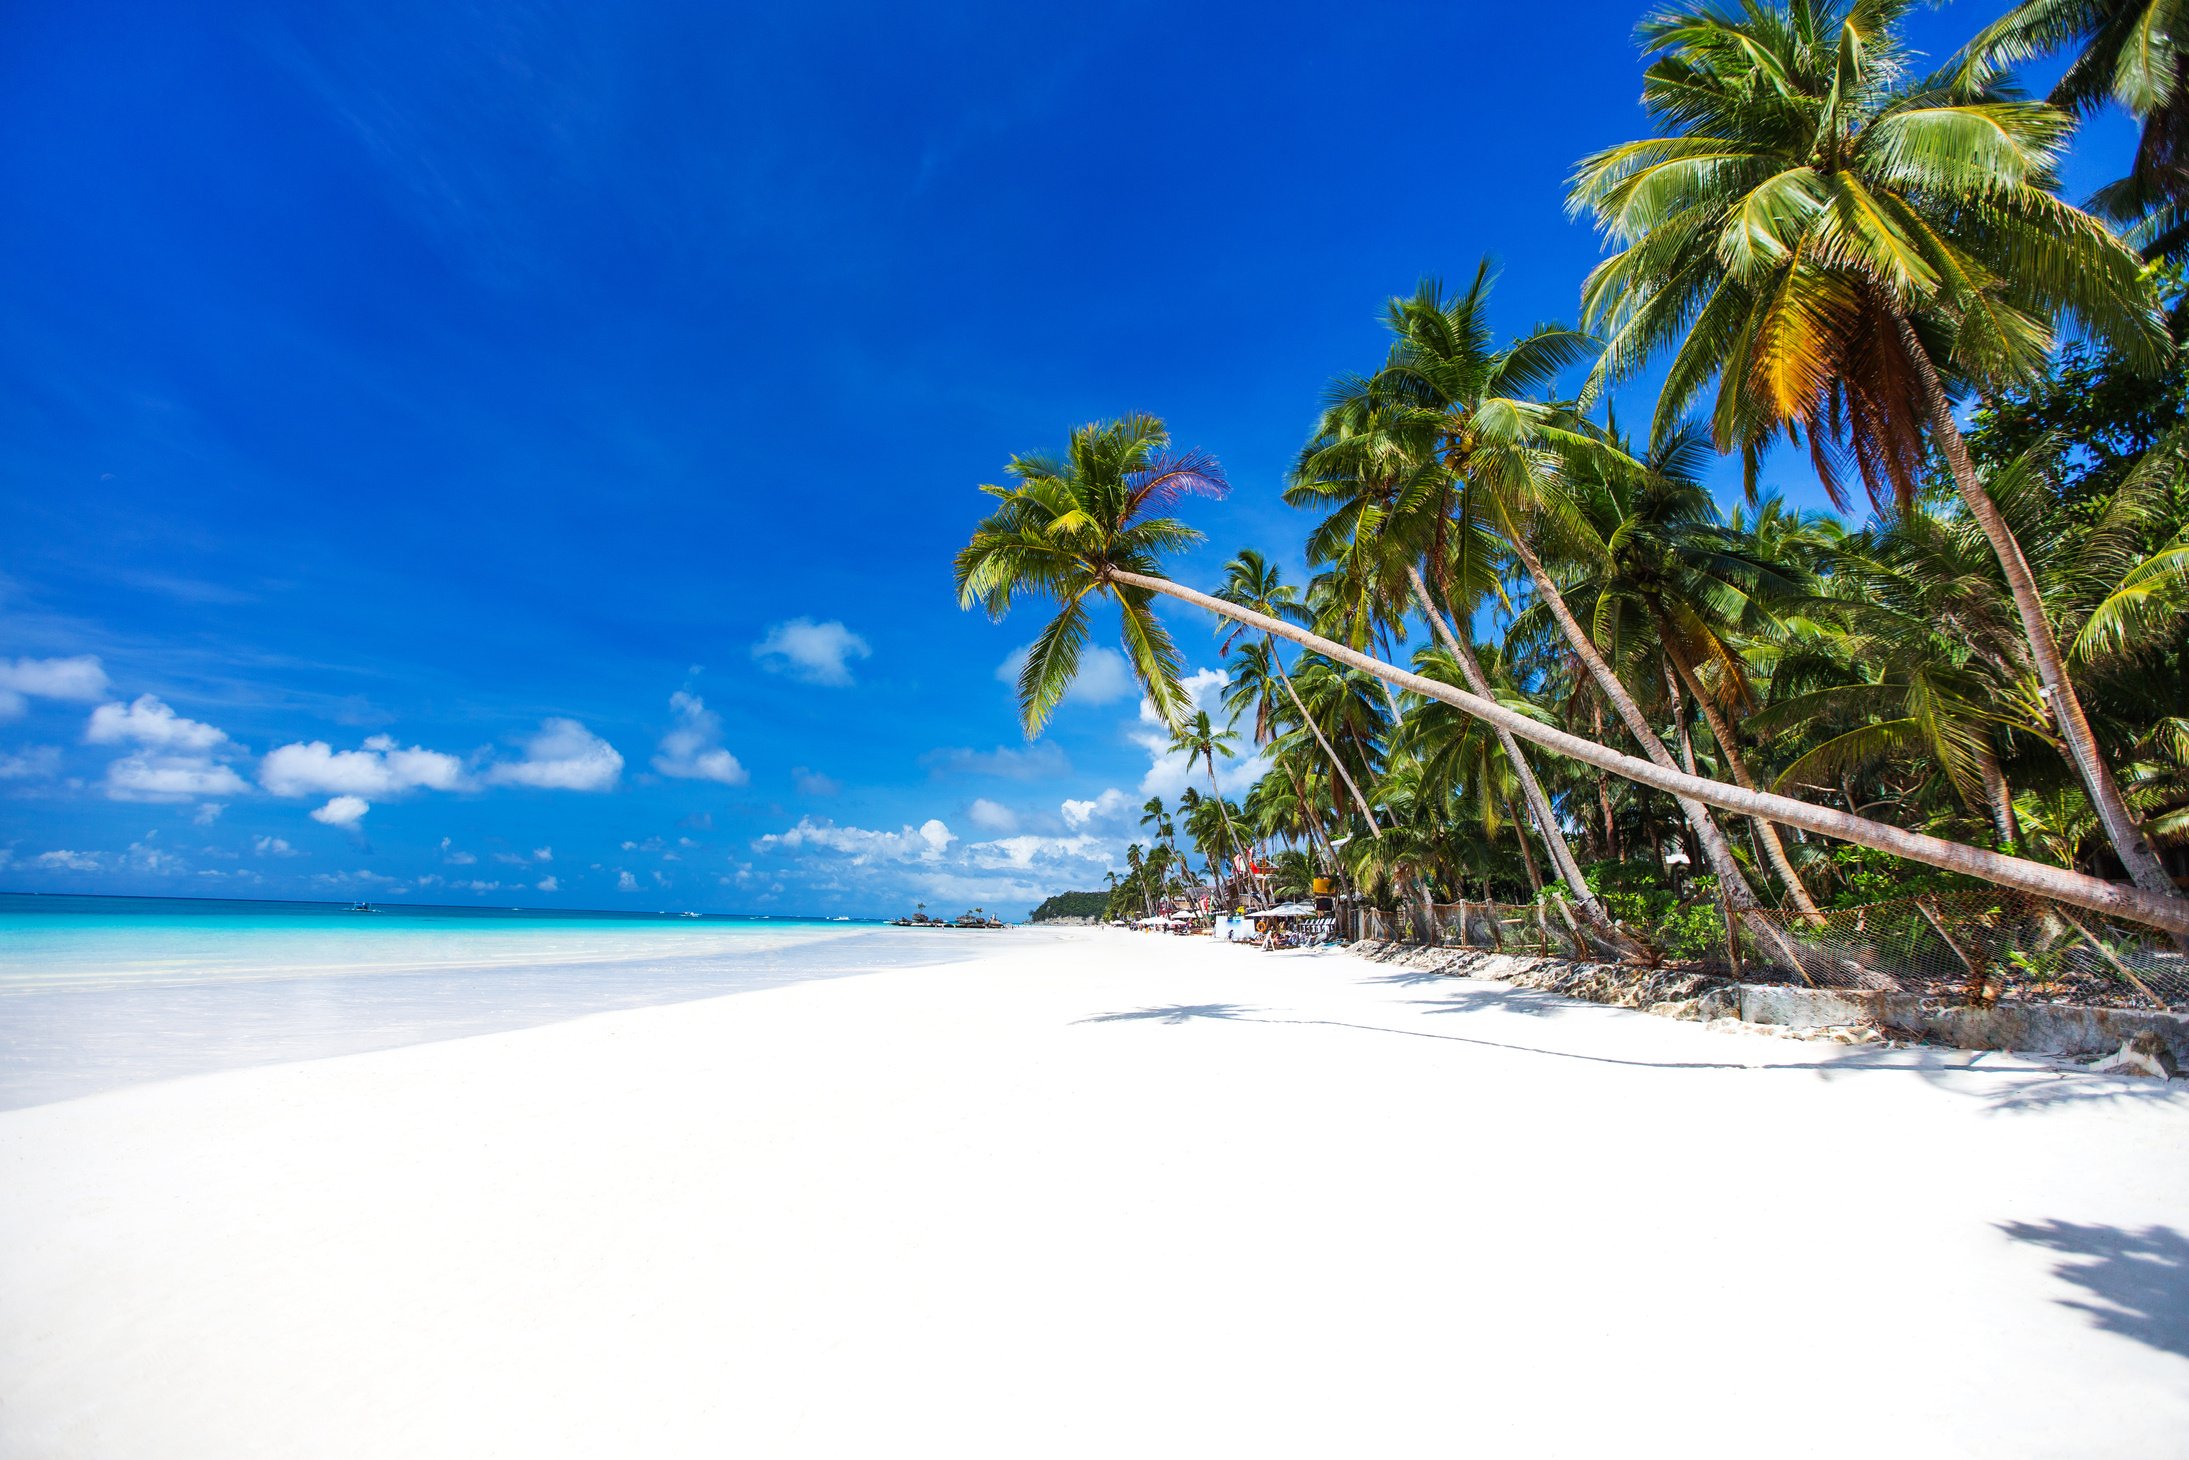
top-left (1582, 863), bottom-right (1724, 960)
top-left (1964, 336), bottom-right (2189, 522)
top-left (1028, 890), bottom-right (1112, 922)
top-left (1816, 845), bottom-right (1979, 909)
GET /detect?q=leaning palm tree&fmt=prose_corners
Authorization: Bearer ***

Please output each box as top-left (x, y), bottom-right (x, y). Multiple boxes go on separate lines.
top-left (1224, 636), bottom-right (1352, 875)
top-left (1553, 421), bottom-right (1827, 918)
top-left (1297, 268), bottom-right (1746, 943)
top-left (1569, 0), bottom-right (2184, 915)
top-left (1217, 551), bottom-right (1384, 838)
top-left (954, 413), bottom-right (2189, 936)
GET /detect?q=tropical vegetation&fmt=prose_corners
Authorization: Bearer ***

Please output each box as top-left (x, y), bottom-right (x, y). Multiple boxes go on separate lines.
top-left (956, 0), bottom-right (2189, 953)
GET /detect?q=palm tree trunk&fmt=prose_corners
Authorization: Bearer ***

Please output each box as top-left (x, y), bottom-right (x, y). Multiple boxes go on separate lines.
top-left (1652, 616), bottom-right (1826, 922)
top-left (1591, 697), bottom-right (1619, 859)
top-left (1288, 765), bottom-right (1345, 876)
top-left (1896, 314), bottom-right (2185, 916)
top-left (1102, 567), bottom-right (2189, 938)
top-left (1501, 790), bottom-right (1546, 896)
top-left (1977, 740), bottom-right (2020, 850)
top-left (1403, 564), bottom-right (1623, 934)
top-left (1494, 526), bottom-right (1777, 966)
top-left (1268, 638), bottom-right (1384, 839)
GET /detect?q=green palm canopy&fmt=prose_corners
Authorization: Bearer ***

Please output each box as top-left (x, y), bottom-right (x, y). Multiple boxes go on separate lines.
top-left (1570, 0), bottom-right (2166, 505)
top-left (954, 414), bottom-right (1227, 735)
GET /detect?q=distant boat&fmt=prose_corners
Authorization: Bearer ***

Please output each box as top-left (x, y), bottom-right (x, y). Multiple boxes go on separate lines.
top-left (681, 911), bottom-right (701, 918)
top-left (348, 901), bottom-right (377, 913)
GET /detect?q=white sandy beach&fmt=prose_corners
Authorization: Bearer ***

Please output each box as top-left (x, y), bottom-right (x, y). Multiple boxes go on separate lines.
top-left (3, 927), bottom-right (2185, 1457)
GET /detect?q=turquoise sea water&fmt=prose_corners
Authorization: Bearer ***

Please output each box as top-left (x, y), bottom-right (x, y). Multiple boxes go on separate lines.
top-left (0, 894), bottom-right (954, 1110)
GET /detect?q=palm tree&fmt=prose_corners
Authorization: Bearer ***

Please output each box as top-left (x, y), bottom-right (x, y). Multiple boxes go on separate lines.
top-left (1217, 550), bottom-right (1386, 838)
top-left (1223, 636), bottom-right (1351, 877)
top-left (956, 414), bottom-right (2189, 936)
top-left (1550, 422), bottom-right (1827, 918)
top-left (1753, 515), bottom-right (2039, 849)
top-left (1569, 0), bottom-right (2184, 915)
top-left (1297, 267), bottom-right (1753, 944)
top-left (1966, 0), bottom-right (2189, 258)
top-left (1169, 709), bottom-right (1244, 893)
top-left (1139, 795), bottom-right (1175, 862)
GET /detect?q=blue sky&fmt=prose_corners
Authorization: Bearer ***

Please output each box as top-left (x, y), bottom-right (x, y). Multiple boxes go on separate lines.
top-left (0, 0), bottom-right (2131, 916)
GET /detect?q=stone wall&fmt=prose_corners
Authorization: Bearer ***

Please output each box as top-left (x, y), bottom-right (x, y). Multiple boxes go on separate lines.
top-left (1346, 940), bottom-right (2189, 1065)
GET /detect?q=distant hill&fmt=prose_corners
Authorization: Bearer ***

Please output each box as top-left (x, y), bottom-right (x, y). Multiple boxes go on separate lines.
top-left (1028, 890), bottom-right (1108, 922)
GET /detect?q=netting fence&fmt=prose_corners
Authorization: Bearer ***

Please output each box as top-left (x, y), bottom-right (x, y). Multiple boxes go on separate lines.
top-left (1355, 888), bottom-right (2188, 1011)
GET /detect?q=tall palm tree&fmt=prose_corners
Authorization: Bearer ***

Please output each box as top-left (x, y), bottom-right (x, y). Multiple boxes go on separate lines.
top-left (1169, 708), bottom-right (1244, 894)
top-left (1569, 0), bottom-right (2184, 915)
top-left (1297, 268), bottom-right (1753, 944)
top-left (1552, 422), bottom-right (1828, 917)
top-left (1216, 551), bottom-right (1385, 838)
top-left (1139, 796), bottom-right (1175, 863)
top-left (955, 413), bottom-right (2189, 935)
top-left (1223, 636), bottom-right (1351, 876)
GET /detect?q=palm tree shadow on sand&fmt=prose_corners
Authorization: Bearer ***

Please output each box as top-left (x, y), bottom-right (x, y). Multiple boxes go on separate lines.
top-left (1998, 1221), bottom-right (2189, 1360)
top-left (1079, 1004), bottom-right (1258, 1025)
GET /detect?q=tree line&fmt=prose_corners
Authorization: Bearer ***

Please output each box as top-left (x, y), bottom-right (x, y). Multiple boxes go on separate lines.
top-left (957, 0), bottom-right (2189, 951)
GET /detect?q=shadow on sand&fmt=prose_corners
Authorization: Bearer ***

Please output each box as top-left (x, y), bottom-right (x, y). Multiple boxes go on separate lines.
top-left (1068, 996), bottom-right (2145, 1092)
top-left (1075, 1001), bottom-right (1826, 1072)
top-left (1999, 1220), bottom-right (2189, 1361)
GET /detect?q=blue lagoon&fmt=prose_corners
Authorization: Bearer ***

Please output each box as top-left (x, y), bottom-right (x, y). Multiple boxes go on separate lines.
top-left (0, 894), bottom-right (944, 1109)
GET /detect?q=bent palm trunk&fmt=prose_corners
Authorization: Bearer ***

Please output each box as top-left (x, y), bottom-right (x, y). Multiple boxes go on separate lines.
top-left (1897, 315), bottom-right (2185, 920)
top-left (1105, 567), bottom-right (2189, 939)
top-left (1495, 527), bottom-right (1784, 964)
top-left (1269, 637), bottom-right (1383, 839)
top-left (1652, 615), bottom-right (1825, 923)
top-left (1403, 564), bottom-right (1624, 938)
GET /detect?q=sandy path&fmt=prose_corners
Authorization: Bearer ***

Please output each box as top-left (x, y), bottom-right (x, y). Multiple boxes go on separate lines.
top-left (3, 928), bottom-right (2184, 1457)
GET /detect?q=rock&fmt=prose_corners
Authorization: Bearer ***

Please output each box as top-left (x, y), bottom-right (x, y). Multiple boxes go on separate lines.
top-left (2093, 1030), bottom-right (2181, 1080)
top-left (1694, 988), bottom-right (1742, 1022)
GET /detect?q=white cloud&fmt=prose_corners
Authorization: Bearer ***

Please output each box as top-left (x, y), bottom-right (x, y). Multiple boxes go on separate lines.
top-left (34, 849), bottom-right (101, 871)
top-left (967, 798), bottom-right (1018, 833)
top-left (792, 766), bottom-right (840, 796)
top-left (260, 734), bottom-right (465, 798)
top-left (754, 817), bottom-right (955, 865)
top-left (0, 655), bottom-right (111, 718)
top-left (536, 875), bottom-right (560, 893)
top-left (652, 691), bottom-right (748, 785)
top-left (533, 846), bottom-right (553, 862)
top-left (253, 835), bottom-right (299, 857)
top-left (752, 618), bottom-right (871, 686)
top-left (995, 643), bottom-right (1135, 707)
top-left (486, 718), bottom-right (624, 792)
top-left (310, 795), bottom-right (370, 827)
top-left (0, 746), bottom-right (61, 780)
top-left (192, 801), bottom-right (226, 825)
top-left (84, 695), bottom-right (250, 803)
top-left (86, 695), bottom-right (230, 752)
top-left (617, 870), bottom-right (639, 892)
top-left (440, 837), bottom-right (477, 865)
top-left (966, 833), bottom-right (1105, 871)
top-left (1061, 787), bottom-right (1132, 829)
top-left (104, 754), bottom-right (250, 803)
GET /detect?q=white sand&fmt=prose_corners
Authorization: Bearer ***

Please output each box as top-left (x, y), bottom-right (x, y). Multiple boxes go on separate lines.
top-left (3, 928), bottom-right (2185, 1457)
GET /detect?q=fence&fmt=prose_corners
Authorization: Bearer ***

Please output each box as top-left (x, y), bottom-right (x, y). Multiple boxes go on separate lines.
top-left (1358, 889), bottom-right (2187, 1011)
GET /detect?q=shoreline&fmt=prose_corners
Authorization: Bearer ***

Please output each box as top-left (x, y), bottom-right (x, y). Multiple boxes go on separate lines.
top-left (4, 927), bottom-right (2185, 1456)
